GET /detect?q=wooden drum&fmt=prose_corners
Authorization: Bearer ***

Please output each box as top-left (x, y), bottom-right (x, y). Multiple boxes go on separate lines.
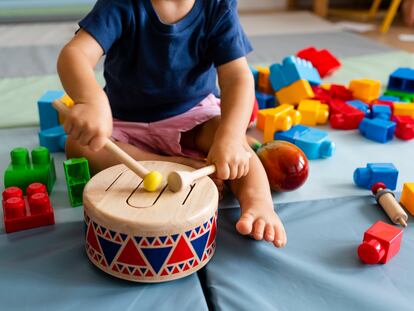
top-left (83, 161), bottom-right (218, 282)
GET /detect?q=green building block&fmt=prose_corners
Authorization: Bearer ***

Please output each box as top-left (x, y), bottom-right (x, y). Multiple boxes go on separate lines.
top-left (4, 147), bottom-right (56, 194)
top-left (63, 157), bottom-right (91, 207)
top-left (384, 89), bottom-right (414, 102)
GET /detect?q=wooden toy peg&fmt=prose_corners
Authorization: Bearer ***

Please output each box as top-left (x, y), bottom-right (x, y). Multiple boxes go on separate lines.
top-left (168, 164), bottom-right (216, 192)
top-left (372, 182), bottom-right (408, 227)
top-left (52, 100), bottom-right (162, 192)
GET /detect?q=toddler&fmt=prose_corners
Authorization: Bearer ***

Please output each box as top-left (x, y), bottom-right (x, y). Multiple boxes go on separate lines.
top-left (58, 0), bottom-right (286, 247)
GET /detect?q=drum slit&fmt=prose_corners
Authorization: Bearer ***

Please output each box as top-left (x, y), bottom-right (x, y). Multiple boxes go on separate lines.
top-left (182, 183), bottom-right (196, 206)
top-left (104, 171), bottom-right (125, 192)
top-left (126, 183), bottom-right (168, 208)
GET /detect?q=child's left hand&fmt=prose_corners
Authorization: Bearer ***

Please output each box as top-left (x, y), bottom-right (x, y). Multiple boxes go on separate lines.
top-left (207, 131), bottom-right (251, 180)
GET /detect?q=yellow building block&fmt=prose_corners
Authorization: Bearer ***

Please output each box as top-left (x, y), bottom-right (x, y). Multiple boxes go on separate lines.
top-left (262, 104), bottom-right (301, 143)
top-left (297, 100), bottom-right (329, 126)
top-left (320, 83), bottom-right (331, 90)
top-left (393, 103), bottom-right (414, 118)
top-left (58, 94), bottom-right (75, 124)
top-left (256, 66), bottom-right (272, 94)
top-left (349, 79), bottom-right (381, 102)
top-left (275, 79), bottom-right (314, 106)
top-left (400, 182), bottom-right (414, 216)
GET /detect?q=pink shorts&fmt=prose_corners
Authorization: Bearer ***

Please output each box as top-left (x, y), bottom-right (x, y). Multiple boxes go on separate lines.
top-left (112, 94), bottom-right (221, 157)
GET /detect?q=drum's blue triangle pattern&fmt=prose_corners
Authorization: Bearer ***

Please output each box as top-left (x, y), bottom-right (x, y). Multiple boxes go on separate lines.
top-left (159, 236), bottom-right (167, 243)
top-left (120, 233), bottom-right (127, 241)
top-left (171, 234), bottom-right (179, 242)
top-left (167, 266), bottom-right (174, 272)
top-left (147, 237), bottom-right (155, 244)
top-left (128, 266), bottom-right (135, 273)
top-left (141, 247), bottom-right (172, 274)
top-left (117, 264), bottom-right (123, 270)
top-left (93, 222), bottom-right (98, 229)
top-left (190, 231), bottom-right (210, 261)
top-left (134, 236), bottom-right (142, 245)
top-left (195, 226), bottom-right (201, 234)
top-left (178, 263), bottom-right (184, 270)
top-left (203, 221), bottom-right (208, 229)
top-left (97, 236), bottom-right (122, 266)
top-left (140, 267), bottom-right (147, 274)
top-left (109, 230), bottom-right (117, 239)
top-left (189, 259), bottom-right (194, 266)
top-left (185, 230), bottom-right (192, 238)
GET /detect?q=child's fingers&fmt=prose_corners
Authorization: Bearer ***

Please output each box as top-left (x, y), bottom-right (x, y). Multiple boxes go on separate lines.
top-left (215, 161), bottom-right (230, 180)
top-left (89, 135), bottom-right (107, 152)
top-left (78, 131), bottom-right (94, 146)
top-left (236, 162), bottom-right (245, 179)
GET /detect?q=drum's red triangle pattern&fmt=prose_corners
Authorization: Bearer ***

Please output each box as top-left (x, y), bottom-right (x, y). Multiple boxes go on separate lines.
top-left (141, 239), bottom-right (149, 247)
top-left (153, 239), bottom-right (161, 246)
top-left (101, 259), bottom-right (107, 267)
top-left (199, 227), bottom-right (204, 235)
top-left (117, 239), bottom-right (147, 266)
top-left (161, 269), bottom-right (169, 276)
top-left (122, 267), bottom-right (130, 275)
top-left (183, 263), bottom-right (190, 271)
top-left (112, 265), bottom-right (119, 272)
top-left (202, 253), bottom-right (208, 261)
top-left (206, 218), bottom-right (216, 249)
top-left (192, 260), bottom-right (199, 267)
top-left (133, 269), bottom-right (141, 277)
top-left (87, 224), bottom-right (102, 253)
top-left (145, 270), bottom-right (154, 277)
top-left (97, 227), bottom-right (103, 235)
top-left (172, 267), bottom-right (180, 274)
top-left (104, 231), bottom-right (111, 239)
top-left (165, 238), bottom-right (173, 245)
top-left (167, 236), bottom-right (194, 264)
top-left (190, 231), bottom-right (197, 239)
top-left (115, 235), bottom-right (122, 243)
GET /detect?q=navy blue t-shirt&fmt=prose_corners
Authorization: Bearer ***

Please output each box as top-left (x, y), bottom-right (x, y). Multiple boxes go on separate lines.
top-left (79, 0), bottom-right (252, 122)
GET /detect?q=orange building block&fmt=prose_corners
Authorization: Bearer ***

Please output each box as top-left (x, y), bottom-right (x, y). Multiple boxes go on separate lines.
top-left (58, 94), bottom-right (75, 124)
top-left (256, 66), bottom-right (273, 94)
top-left (400, 182), bottom-right (414, 216)
top-left (349, 79), bottom-right (381, 102)
top-left (297, 100), bottom-right (329, 126)
top-left (393, 103), bottom-right (414, 118)
top-left (275, 79), bottom-right (314, 106)
top-left (262, 104), bottom-right (301, 143)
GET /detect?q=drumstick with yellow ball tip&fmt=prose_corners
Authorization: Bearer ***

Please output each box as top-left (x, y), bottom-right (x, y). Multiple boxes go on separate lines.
top-left (53, 100), bottom-right (162, 192)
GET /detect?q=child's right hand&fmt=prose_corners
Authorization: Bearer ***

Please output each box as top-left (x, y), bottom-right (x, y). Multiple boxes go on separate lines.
top-left (63, 95), bottom-right (113, 152)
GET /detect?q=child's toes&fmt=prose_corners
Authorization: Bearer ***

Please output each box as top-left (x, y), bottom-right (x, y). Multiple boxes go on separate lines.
top-left (273, 224), bottom-right (287, 248)
top-left (236, 212), bottom-right (255, 235)
top-left (252, 218), bottom-right (266, 240)
top-left (264, 224), bottom-right (275, 242)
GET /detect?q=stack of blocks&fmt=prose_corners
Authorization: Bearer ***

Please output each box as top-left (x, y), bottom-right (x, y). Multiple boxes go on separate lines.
top-left (296, 46), bottom-right (341, 78)
top-left (63, 158), bottom-right (91, 207)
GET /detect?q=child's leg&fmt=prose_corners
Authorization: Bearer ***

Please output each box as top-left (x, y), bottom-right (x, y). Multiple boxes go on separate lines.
top-left (185, 117), bottom-right (287, 248)
top-left (65, 136), bottom-right (206, 175)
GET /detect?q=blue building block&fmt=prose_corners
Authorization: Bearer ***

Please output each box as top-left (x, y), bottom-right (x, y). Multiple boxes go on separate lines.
top-left (39, 126), bottom-right (67, 152)
top-left (378, 95), bottom-right (400, 102)
top-left (255, 92), bottom-right (276, 109)
top-left (274, 124), bottom-right (335, 160)
top-left (371, 104), bottom-right (391, 120)
top-left (37, 90), bottom-right (64, 131)
top-left (359, 118), bottom-right (396, 143)
top-left (250, 65), bottom-right (259, 89)
top-left (347, 100), bottom-right (370, 117)
top-left (353, 163), bottom-right (398, 190)
top-left (387, 67), bottom-right (414, 93)
top-left (269, 56), bottom-right (321, 91)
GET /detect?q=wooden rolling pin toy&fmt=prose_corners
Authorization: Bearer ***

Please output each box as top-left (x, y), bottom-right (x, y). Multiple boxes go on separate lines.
top-left (372, 182), bottom-right (408, 227)
top-left (53, 100), bottom-right (162, 192)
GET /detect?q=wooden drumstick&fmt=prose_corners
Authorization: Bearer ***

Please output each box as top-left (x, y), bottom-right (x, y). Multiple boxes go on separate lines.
top-left (53, 100), bottom-right (162, 192)
top-left (168, 164), bottom-right (216, 192)
top-left (372, 182), bottom-right (408, 227)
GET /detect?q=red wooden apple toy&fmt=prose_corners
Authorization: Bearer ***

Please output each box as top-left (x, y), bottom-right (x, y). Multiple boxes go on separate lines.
top-left (256, 140), bottom-right (309, 191)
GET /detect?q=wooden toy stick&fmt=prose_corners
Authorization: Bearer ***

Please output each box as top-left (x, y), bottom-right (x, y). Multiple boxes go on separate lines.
top-left (168, 164), bottom-right (216, 192)
top-left (372, 182), bottom-right (408, 227)
top-left (53, 100), bottom-right (162, 191)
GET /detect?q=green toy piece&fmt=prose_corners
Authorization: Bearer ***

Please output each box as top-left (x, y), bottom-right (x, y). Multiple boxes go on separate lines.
top-left (63, 157), bottom-right (91, 207)
top-left (384, 89), bottom-right (414, 102)
top-left (4, 147), bottom-right (56, 194)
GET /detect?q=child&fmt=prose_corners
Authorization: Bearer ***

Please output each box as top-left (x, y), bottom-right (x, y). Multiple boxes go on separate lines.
top-left (57, 0), bottom-right (286, 248)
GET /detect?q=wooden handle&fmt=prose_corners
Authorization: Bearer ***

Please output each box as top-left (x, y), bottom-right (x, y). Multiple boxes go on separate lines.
top-left (52, 99), bottom-right (149, 179)
top-left (191, 164), bottom-right (216, 180)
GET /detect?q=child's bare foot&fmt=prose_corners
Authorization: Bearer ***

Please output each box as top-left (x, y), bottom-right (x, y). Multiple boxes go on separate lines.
top-left (236, 198), bottom-right (287, 248)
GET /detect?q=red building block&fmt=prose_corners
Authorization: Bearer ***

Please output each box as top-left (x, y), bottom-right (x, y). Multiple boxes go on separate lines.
top-left (357, 221), bottom-right (403, 264)
top-left (296, 46), bottom-right (341, 78)
top-left (312, 86), bottom-right (331, 104)
top-left (329, 84), bottom-right (354, 101)
top-left (2, 183), bottom-right (55, 233)
top-left (329, 100), bottom-right (365, 129)
top-left (393, 115), bottom-right (414, 140)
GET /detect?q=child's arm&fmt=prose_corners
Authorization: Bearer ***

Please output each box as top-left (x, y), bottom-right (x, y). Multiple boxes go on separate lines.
top-left (208, 57), bottom-right (255, 180)
top-left (57, 29), bottom-right (113, 151)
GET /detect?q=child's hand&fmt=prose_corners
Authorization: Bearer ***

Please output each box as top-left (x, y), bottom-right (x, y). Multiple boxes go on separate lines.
top-left (63, 95), bottom-right (113, 152)
top-left (207, 132), bottom-right (251, 180)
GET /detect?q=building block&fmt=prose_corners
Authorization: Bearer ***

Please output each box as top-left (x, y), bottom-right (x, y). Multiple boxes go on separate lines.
top-left (262, 104), bottom-right (302, 143)
top-left (274, 124), bottom-right (335, 159)
top-left (63, 158), bottom-right (91, 207)
top-left (349, 79), bottom-right (381, 102)
top-left (357, 221), bottom-right (403, 264)
top-left (3, 147), bottom-right (56, 194)
top-left (276, 79), bottom-right (315, 106)
top-left (297, 100), bottom-right (329, 126)
top-left (329, 84), bottom-right (354, 101)
top-left (371, 104), bottom-right (391, 120)
top-left (37, 90), bottom-right (64, 131)
top-left (269, 56), bottom-right (321, 92)
top-left (400, 182), bottom-right (414, 216)
top-left (393, 115), bottom-right (414, 140)
top-left (255, 92), bottom-right (276, 109)
top-left (329, 100), bottom-right (365, 130)
top-left (379, 95), bottom-right (400, 102)
top-left (384, 89), bottom-right (414, 102)
top-left (2, 183), bottom-right (55, 233)
top-left (296, 46), bottom-right (341, 78)
top-left (347, 100), bottom-right (370, 116)
top-left (312, 86), bottom-right (331, 103)
top-left (387, 67), bottom-right (414, 93)
top-left (256, 66), bottom-right (273, 94)
top-left (359, 118), bottom-right (396, 143)
top-left (249, 98), bottom-right (259, 128)
top-left (393, 102), bottom-right (414, 117)
top-left (38, 125), bottom-right (67, 152)
top-left (58, 94), bottom-right (75, 124)
top-left (353, 163), bottom-right (398, 190)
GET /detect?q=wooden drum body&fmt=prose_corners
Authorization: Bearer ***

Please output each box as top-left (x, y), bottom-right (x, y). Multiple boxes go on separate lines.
top-left (83, 161), bottom-right (218, 282)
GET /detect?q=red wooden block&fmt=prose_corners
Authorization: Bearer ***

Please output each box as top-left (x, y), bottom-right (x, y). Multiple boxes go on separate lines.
top-left (2, 183), bottom-right (55, 233)
top-left (329, 84), bottom-right (353, 101)
top-left (312, 86), bottom-right (331, 104)
top-left (393, 115), bottom-right (414, 140)
top-left (297, 46), bottom-right (341, 78)
top-left (329, 100), bottom-right (365, 129)
top-left (358, 221), bottom-right (403, 264)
